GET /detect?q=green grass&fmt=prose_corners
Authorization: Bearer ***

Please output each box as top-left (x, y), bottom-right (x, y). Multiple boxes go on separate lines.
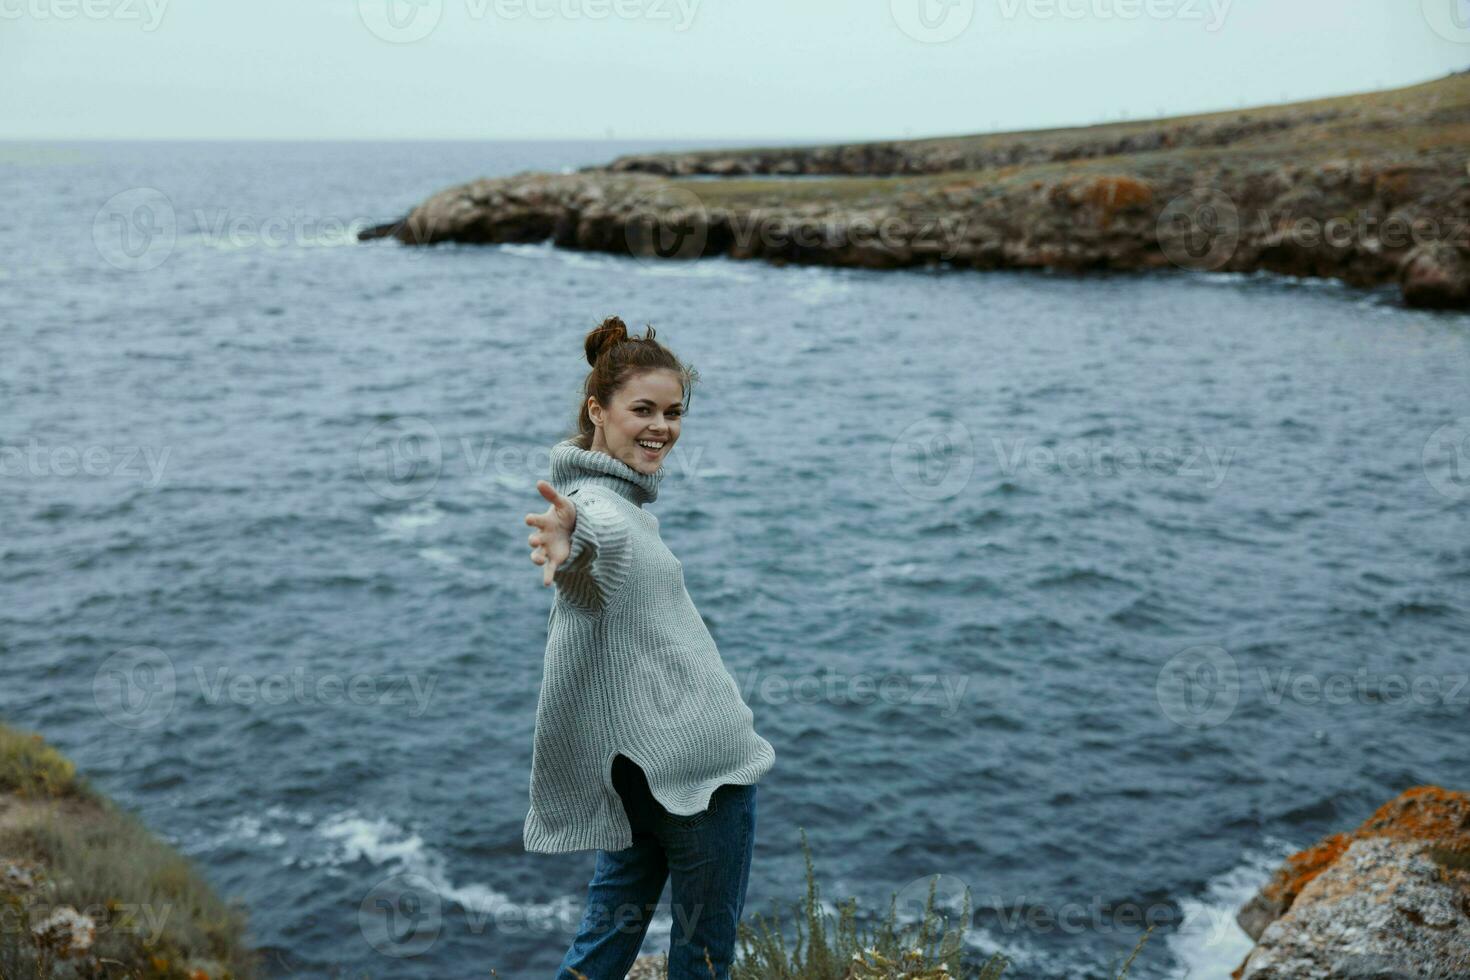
top-left (616, 70), bottom-right (1470, 166)
top-left (730, 831), bottom-right (1153, 980)
top-left (0, 724), bottom-right (98, 802)
top-left (602, 71), bottom-right (1470, 212)
top-left (572, 830), bottom-right (1155, 979)
top-left (732, 832), bottom-right (992, 979)
top-left (0, 722), bottom-right (258, 980)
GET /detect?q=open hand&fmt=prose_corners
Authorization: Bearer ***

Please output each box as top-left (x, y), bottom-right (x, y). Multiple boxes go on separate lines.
top-left (525, 480), bottom-right (577, 587)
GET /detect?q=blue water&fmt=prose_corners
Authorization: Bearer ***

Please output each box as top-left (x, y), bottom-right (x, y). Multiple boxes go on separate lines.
top-left (2, 141), bottom-right (1469, 980)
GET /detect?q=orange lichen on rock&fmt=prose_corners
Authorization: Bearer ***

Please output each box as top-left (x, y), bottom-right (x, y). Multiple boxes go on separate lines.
top-left (1074, 175), bottom-right (1155, 228)
top-left (1372, 164), bottom-right (1433, 207)
top-left (1082, 175), bottom-right (1154, 209)
top-left (1235, 788), bottom-right (1470, 979)
top-left (1255, 831), bottom-right (1353, 912)
top-left (1252, 786), bottom-right (1470, 924)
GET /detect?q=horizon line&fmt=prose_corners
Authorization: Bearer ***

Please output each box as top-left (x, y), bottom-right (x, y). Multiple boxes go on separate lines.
top-left (1, 66), bottom-right (1461, 145)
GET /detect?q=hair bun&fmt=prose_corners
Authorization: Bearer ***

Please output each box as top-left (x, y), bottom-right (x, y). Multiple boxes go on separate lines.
top-left (585, 315), bottom-right (630, 367)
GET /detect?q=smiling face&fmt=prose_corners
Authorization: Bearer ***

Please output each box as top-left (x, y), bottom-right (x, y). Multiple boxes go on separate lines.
top-left (588, 368), bottom-right (684, 474)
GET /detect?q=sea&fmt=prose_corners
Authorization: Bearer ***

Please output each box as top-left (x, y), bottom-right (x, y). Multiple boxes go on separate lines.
top-left (2, 140), bottom-right (1468, 979)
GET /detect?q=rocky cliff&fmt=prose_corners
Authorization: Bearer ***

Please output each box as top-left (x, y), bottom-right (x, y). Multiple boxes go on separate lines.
top-left (361, 70), bottom-right (1470, 309)
top-left (0, 724), bottom-right (256, 980)
top-left (1233, 786), bottom-right (1470, 979)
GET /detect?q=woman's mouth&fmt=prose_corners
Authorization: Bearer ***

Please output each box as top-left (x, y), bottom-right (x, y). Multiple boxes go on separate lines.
top-left (636, 438), bottom-right (666, 461)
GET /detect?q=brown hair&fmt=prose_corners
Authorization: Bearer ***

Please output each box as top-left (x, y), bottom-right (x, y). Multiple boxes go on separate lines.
top-left (568, 315), bottom-right (698, 449)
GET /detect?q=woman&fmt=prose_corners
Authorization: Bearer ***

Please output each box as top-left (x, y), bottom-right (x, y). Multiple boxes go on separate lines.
top-left (524, 315), bottom-right (776, 979)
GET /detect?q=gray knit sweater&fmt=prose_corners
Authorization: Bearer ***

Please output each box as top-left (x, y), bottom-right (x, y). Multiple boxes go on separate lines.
top-left (523, 438), bottom-right (776, 854)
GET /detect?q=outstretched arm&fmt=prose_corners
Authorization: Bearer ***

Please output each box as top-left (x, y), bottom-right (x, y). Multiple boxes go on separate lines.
top-left (525, 480), bottom-right (578, 587)
top-left (525, 483), bottom-right (633, 607)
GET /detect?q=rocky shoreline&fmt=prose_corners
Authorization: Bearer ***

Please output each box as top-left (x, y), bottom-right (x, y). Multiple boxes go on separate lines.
top-left (3, 718), bottom-right (1466, 977)
top-left (1232, 786), bottom-right (1470, 979)
top-left (591, 111), bottom-right (1343, 179)
top-left (627, 786), bottom-right (1470, 979)
top-left (0, 724), bottom-right (256, 980)
top-left (360, 70), bottom-right (1470, 309)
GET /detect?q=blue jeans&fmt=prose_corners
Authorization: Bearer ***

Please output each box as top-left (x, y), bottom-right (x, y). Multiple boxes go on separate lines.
top-left (557, 754), bottom-right (757, 980)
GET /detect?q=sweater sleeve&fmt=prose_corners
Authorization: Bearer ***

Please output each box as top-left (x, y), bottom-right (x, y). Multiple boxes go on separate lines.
top-left (552, 489), bottom-right (634, 611)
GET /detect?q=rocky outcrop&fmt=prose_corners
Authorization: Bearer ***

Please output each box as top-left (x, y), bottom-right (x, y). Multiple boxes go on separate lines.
top-left (593, 112), bottom-right (1339, 178)
top-left (360, 70), bottom-right (1470, 306)
top-left (1400, 242), bottom-right (1470, 309)
top-left (361, 155), bottom-right (1470, 307)
top-left (0, 722), bottom-right (256, 980)
top-left (1233, 786), bottom-right (1470, 979)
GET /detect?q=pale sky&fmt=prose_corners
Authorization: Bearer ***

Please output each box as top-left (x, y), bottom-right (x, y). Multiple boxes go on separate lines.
top-left (3, 0), bottom-right (1466, 140)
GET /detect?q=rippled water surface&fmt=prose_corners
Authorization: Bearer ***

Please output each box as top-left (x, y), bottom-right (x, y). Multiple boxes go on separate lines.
top-left (3, 141), bottom-right (1469, 979)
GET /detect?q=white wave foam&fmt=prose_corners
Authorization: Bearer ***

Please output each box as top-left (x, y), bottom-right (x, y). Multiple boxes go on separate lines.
top-left (497, 241), bottom-right (618, 274)
top-left (417, 547), bottom-right (460, 567)
top-left (630, 259), bottom-right (759, 282)
top-left (373, 500), bottom-right (445, 538)
top-left (1193, 268), bottom-right (1354, 295)
top-left (318, 813), bottom-right (427, 867)
top-left (264, 804), bottom-right (317, 826)
top-left (172, 225), bottom-right (362, 252)
top-left (1193, 271), bottom-right (1255, 285)
top-left (497, 239), bottom-right (761, 281)
top-left (1162, 835), bottom-right (1295, 979)
top-left (226, 813), bottom-right (287, 848)
top-left (184, 805), bottom-right (314, 854)
top-left (306, 810), bottom-right (718, 959)
top-left (790, 268), bottom-right (853, 304)
top-left (497, 241), bottom-right (560, 261)
top-left (871, 561), bottom-right (923, 580)
top-left (315, 811), bottom-right (588, 943)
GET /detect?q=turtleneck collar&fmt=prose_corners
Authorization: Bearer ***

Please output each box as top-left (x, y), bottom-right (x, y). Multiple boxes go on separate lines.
top-left (548, 438), bottom-right (664, 506)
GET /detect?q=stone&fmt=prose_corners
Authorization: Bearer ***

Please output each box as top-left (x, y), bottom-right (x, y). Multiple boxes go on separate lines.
top-left (1234, 787), bottom-right (1470, 979)
top-left (30, 905), bottom-right (97, 959)
top-left (1238, 839), bottom-right (1470, 979)
top-left (1399, 242), bottom-right (1470, 309)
